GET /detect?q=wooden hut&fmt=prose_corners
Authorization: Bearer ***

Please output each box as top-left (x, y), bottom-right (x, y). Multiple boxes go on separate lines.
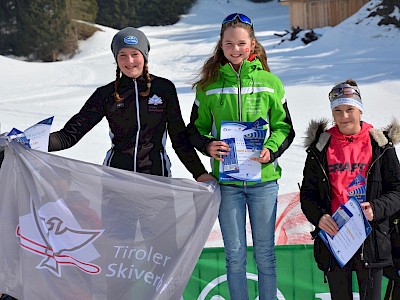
top-left (281, 0), bottom-right (369, 29)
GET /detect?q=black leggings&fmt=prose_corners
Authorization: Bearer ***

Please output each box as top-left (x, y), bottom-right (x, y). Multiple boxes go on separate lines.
top-left (327, 257), bottom-right (383, 300)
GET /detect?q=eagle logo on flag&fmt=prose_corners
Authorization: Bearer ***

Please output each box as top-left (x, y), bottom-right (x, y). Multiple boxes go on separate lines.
top-left (16, 197), bottom-right (104, 277)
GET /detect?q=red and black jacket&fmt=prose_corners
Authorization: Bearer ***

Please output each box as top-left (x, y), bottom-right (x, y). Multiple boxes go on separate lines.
top-left (300, 119), bottom-right (400, 270)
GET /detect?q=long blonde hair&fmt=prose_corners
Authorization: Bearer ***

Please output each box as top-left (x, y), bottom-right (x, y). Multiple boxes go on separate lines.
top-left (193, 20), bottom-right (270, 91)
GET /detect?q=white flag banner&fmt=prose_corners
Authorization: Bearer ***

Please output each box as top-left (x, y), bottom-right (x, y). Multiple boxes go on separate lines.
top-left (0, 138), bottom-right (220, 300)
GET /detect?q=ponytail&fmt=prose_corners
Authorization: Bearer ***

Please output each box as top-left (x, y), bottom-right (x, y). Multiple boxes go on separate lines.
top-left (139, 63), bottom-right (151, 97)
top-left (113, 66), bottom-right (124, 102)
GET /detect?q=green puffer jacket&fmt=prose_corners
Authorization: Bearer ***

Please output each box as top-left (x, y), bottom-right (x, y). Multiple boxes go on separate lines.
top-left (188, 58), bottom-right (295, 185)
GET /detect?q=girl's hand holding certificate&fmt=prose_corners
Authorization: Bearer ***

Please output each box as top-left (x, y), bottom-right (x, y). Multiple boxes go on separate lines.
top-left (250, 148), bottom-right (271, 164)
top-left (205, 140), bottom-right (230, 161)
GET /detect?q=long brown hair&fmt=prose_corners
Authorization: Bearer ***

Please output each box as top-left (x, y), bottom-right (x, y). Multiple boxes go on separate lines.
top-left (113, 63), bottom-right (152, 102)
top-left (193, 20), bottom-right (270, 91)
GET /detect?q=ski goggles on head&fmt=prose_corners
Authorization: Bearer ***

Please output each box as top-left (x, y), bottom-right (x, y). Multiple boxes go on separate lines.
top-left (328, 84), bottom-right (361, 101)
top-left (222, 13), bottom-right (253, 27)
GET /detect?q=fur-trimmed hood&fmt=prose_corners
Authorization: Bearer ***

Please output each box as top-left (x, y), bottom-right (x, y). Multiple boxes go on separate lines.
top-left (303, 118), bottom-right (400, 149)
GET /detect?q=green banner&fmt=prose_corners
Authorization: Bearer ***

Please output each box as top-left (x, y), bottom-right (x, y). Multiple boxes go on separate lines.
top-left (184, 244), bottom-right (388, 300)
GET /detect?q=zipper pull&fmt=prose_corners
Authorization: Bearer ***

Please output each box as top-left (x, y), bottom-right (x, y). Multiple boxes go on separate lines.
top-left (394, 218), bottom-right (400, 234)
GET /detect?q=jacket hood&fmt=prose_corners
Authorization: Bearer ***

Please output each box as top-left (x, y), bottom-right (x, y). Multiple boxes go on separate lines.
top-left (303, 118), bottom-right (400, 149)
top-left (327, 122), bottom-right (373, 144)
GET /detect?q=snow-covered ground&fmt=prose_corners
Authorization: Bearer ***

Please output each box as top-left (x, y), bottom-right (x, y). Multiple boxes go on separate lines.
top-left (1, 0), bottom-right (399, 196)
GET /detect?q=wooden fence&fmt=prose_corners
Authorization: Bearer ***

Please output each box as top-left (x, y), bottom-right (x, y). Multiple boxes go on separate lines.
top-left (281, 0), bottom-right (369, 29)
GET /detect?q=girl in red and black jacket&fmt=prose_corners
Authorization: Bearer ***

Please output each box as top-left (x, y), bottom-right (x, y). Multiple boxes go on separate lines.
top-left (49, 27), bottom-right (213, 183)
top-left (300, 79), bottom-right (400, 300)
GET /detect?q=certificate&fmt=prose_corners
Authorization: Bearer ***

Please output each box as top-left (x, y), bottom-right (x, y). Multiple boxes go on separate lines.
top-left (347, 174), bottom-right (367, 204)
top-left (219, 118), bottom-right (267, 182)
top-left (318, 197), bottom-right (372, 267)
top-left (7, 116), bottom-right (54, 152)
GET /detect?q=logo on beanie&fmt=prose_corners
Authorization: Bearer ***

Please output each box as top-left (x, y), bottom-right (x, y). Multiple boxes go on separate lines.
top-left (123, 35), bottom-right (138, 45)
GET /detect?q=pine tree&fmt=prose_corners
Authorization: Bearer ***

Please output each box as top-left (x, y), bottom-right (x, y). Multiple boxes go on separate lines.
top-left (67, 0), bottom-right (97, 23)
top-left (0, 0), bottom-right (18, 55)
top-left (134, 0), bottom-right (195, 26)
top-left (67, 0), bottom-right (98, 41)
top-left (0, 0), bottom-right (99, 60)
top-left (96, 0), bottom-right (136, 29)
top-left (96, 0), bottom-right (196, 29)
top-left (12, 0), bottom-right (77, 61)
top-left (2, 0), bottom-right (199, 60)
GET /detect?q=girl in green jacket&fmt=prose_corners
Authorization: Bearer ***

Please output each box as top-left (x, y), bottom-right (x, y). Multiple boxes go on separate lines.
top-left (187, 13), bottom-right (295, 300)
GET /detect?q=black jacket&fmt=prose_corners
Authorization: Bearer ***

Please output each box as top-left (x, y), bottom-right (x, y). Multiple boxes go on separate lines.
top-left (49, 74), bottom-right (207, 179)
top-left (300, 119), bottom-right (400, 270)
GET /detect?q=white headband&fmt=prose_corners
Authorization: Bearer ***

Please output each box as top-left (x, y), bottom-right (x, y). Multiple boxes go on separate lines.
top-left (330, 97), bottom-right (363, 112)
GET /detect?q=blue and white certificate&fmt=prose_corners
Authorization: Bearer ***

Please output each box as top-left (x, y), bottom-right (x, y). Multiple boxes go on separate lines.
top-left (219, 118), bottom-right (267, 182)
top-left (347, 174), bottom-right (367, 204)
top-left (319, 197), bottom-right (372, 267)
top-left (6, 116), bottom-right (54, 152)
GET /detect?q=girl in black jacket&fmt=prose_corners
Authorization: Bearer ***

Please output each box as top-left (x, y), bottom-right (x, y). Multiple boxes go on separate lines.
top-left (48, 27), bottom-right (213, 183)
top-left (300, 79), bottom-right (400, 300)
top-left (47, 27), bottom-right (215, 299)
